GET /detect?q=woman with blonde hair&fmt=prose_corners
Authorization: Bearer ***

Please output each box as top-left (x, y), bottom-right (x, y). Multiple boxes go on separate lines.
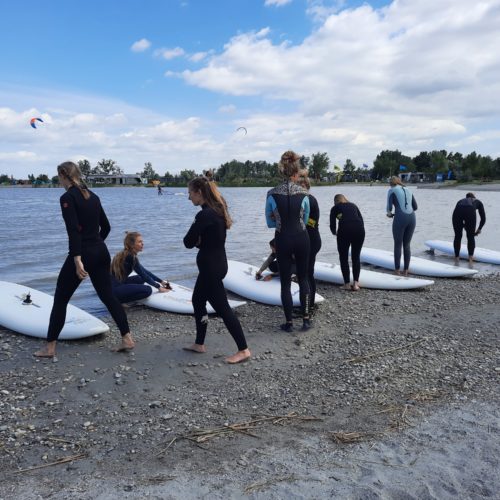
top-left (386, 175), bottom-right (418, 275)
top-left (266, 151), bottom-right (311, 332)
top-left (183, 176), bottom-right (250, 364)
top-left (330, 193), bottom-right (365, 291)
top-left (111, 232), bottom-right (171, 303)
top-left (34, 161), bottom-right (134, 358)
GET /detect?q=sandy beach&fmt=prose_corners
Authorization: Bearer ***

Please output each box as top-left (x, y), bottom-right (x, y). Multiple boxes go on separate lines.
top-left (1, 272), bottom-right (499, 499)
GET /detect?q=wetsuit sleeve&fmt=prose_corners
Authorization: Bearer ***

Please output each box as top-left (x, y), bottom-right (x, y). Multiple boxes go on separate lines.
top-left (257, 254), bottom-right (275, 275)
top-left (60, 192), bottom-right (82, 257)
top-left (265, 195), bottom-right (277, 228)
top-left (184, 210), bottom-right (211, 248)
top-left (355, 204), bottom-right (364, 223)
top-left (302, 196), bottom-right (310, 226)
top-left (411, 194), bottom-right (418, 211)
top-left (329, 206), bottom-right (338, 235)
top-left (386, 189), bottom-right (394, 213)
top-left (99, 205), bottom-right (111, 240)
top-left (133, 259), bottom-right (160, 288)
top-left (476, 200), bottom-right (486, 230)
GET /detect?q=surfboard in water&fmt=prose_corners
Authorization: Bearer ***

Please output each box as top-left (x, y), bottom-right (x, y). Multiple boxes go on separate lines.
top-left (425, 240), bottom-right (500, 265)
top-left (314, 261), bottom-right (434, 289)
top-left (359, 247), bottom-right (478, 277)
top-left (223, 260), bottom-right (325, 306)
top-left (138, 282), bottom-right (246, 314)
top-left (0, 281), bottom-right (109, 340)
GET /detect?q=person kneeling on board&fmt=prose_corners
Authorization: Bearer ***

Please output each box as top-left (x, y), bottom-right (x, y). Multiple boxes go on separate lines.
top-left (111, 232), bottom-right (171, 304)
top-left (255, 239), bottom-right (297, 281)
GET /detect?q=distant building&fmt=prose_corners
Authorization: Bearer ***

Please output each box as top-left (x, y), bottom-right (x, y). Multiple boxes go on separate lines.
top-left (399, 172), bottom-right (433, 183)
top-left (86, 174), bottom-right (146, 185)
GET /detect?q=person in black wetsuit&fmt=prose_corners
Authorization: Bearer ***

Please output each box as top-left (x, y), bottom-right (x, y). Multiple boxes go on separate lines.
top-left (111, 231), bottom-right (171, 303)
top-left (183, 176), bottom-right (251, 364)
top-left (330, 193), bottom-right (365, 291)
top-left (266, 151), bottom-right (311, 332)
top-left (34, 161), bottom-right (134, 358)
top-left (298, 174), bottom-right (322, 309)
top-left (452, 192), bottom-right (486, 264)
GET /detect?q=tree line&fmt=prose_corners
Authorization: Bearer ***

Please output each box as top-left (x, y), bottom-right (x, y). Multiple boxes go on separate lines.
top-left (2, 149), bottom-right (500, 186)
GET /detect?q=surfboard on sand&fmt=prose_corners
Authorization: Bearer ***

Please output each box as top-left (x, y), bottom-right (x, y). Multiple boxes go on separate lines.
top-left (223, 260), bottom-right (325, 306)
top-left (139, 282), bottom-right (247, 314)
top-left (359, 247), bottom-right (478, 278)
top-left (425, 240), bottom-right (500, 265)
top-left (314, 261), bottom-right (434, 290)
top-left (0, 281), bottom-right (109, 340)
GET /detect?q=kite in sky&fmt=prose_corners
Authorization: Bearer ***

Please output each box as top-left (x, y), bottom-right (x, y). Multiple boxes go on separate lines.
top-left (236, 126), bottom-right (247, 135)
top-left (30, 117), bottom-right (44, 129)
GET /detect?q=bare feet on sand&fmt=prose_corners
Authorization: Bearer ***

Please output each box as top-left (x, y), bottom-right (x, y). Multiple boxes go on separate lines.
top-left (225, 349), bottom-right (251, 364)
top-left (112, 333), bottom-right (135, 352)
top-left (183, 343), bottom-right (206, 353)
top-left (352, 282), bottom-right (361, 291)
top-left (34, 341), bottom-right (56, 358)
top-left (340, 283), bottom-right (352, 290)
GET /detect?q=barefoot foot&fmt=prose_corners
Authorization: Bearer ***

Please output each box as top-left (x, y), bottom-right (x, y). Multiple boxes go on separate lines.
top-left (352, 282), bottom-right (361, 291)
top-left (182, 343), bottom-right (206, 354)
top-left (113, 333), bottom-right (135, 352)
top-left (340, 283), bottom-right (352, 290)
top-left (225, 349), bottom-right (251, 364)
top-left (34, 341), bottom-right (56, 358)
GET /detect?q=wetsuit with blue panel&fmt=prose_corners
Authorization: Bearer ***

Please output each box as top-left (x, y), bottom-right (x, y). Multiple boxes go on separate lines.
top-left (266, 181), bottom-right (311, 324)
top-left (452, 197), bottom-right (486, 257)
top-left (386, 185), bottom-right (418, 271)
top-left (111, 254), bottom-right (163, 304)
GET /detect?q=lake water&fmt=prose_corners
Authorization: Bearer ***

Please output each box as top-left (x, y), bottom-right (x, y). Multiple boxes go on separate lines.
top-left (1, 185), bottom-right (499, 316)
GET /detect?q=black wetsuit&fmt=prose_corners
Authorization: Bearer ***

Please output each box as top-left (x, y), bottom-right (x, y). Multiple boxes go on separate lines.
top-left (266, 181), bottom-right (311, 322)
top-left (111, 254), bottom-right (163, 303)
top-left (452, 197), bottom-right (486, 257)
top-left (330, 202), bottom-right (365, 284)
top-left (183, 204), bottom-right (247, 350)
top-left (306, 194), bottom-right (322, 308)
top-left (47, 186), bottom-right (129, 342)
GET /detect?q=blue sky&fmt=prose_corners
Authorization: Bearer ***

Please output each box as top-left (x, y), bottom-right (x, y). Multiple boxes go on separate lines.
top-left (1, 0), bottom-right (499, 178)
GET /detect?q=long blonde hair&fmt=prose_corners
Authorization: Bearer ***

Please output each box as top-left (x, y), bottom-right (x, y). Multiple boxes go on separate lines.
top-left (188, 176), bottom-right (233, 229)
top-left (57, 161), bottom-right (90, 200)
top-left (389, 175), bottom-right (404, 187)
top-left (111, 232), bottom-right (140, 281)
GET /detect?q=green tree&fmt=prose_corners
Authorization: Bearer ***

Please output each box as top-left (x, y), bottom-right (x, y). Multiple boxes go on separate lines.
top-left (93, 159), bottom-right (123, 175)
top-left (179, 169), bottom-right (197, 183)
top-left (36, 174), bottom-right (50, 183)
top-left (309, 152), bottom-right (330, 181)
top-left (0, 174), bottom-right (10, 183)
top-left (141, 162), bottom-right (159, 181)
top-left (372, 150), bottom-right (412, 179)
top-left (78, 159), bottom-right (92, 177)
top-left (343, 159), bottom-right (356, 178)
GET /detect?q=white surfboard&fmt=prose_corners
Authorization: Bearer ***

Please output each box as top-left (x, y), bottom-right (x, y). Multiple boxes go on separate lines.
top-left (138, 282), bottom-right (247, 314)
top-left (223, 260), bottom-right (325, 306)
top-left (425, 240), bottom-right (500, 265)
top-left (359, 247), bottom-right (478, 277)
top-left (0, 281), bottom-right (109, 340)
top-left (314, 261), bottom-right (434, 290)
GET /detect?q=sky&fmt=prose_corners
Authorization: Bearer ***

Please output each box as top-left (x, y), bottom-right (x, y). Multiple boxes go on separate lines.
top-left (1, 0), bottom-right (500, 178)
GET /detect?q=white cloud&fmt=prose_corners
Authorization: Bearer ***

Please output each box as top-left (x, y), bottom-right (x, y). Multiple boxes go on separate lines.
top-left (130, 38), bottom-right (152, 52)
top-left (265, 0), bottom-right (293, 6)
top-left (189, 51), bottom-right (210, 63)
top-left (218, 104), bottom-right (236, 113)
top-left (154, 47), bottom-right (185, 60)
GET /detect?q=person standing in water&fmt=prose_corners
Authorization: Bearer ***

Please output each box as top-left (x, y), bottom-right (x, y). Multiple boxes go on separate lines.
top-left (330, 194), bottom-right (365, 291)
top-left (452, 192), bottom-right (486, 264)
top-left (111, 231), bottom-right (171, 304)
top-left (266, 151), bottom-right (311, 332)
top-left (35, 161), bottom-right (134, 358)
top-left (386, 176), bottom-right (418, 276)
top-left (298, 173), bottom-right (321, 309)
top-left (183, 176), bottom-right (251, 364)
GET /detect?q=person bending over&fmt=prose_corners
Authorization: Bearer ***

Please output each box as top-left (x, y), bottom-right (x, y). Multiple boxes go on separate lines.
top-left (111, 232), bottom-right (171, 304)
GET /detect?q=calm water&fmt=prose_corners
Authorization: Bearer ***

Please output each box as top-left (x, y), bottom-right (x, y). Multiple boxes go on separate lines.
top-left (1, 185), bottom-right (499, 315)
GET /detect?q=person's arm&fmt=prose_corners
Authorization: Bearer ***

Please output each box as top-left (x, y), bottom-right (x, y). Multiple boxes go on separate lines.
top-left (256, 254), bottom-right (275, 279)
top-left (184, 209), bottom-right (210, 248)
top-left (301, 196), bottom-right (310, 226)
top-left (386, 189), bottom-right (394, 217)
top-left (329, 206), bottom-right (338, 235)
top-left (133, 259), bottom-right (161, 288)
top-left (265, 195), bottom-right (277, 228)
top-left (355, 204), bottom-right (364, 224)
top-left (476, 200), bottom-right (486, 232)
top-left (99, 205), bottom-right (111, 240)
top-left (411, 194), bottom-right (418, 211)
top-left (60, 192), bottom-right (82, 257)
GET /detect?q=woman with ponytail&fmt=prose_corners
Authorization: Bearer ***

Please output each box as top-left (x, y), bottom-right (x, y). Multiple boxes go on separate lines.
top-left (266, 151), bottom-right (311, 332)
top-left (183, 176), bottom-right (251, 364)
top-left (34, 161), bottom-right (134, 358)
top-left (111, 232), bottom-right (171, 303)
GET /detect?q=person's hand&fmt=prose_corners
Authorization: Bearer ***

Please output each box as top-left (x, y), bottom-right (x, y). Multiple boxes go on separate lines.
top-left (161, 280), bottom-right (172, 289)
top-left (386, 212), bottom-right (394, 218)
top-left (158, 286), bottom-right (171, 293)
top-left (263, 275), bottom-right (273, 282)
top-left (475, 229), bottom-right (481, 236)
top-left (255, 272), bottom-right (262, 280)
top-left (74, 257), bottom-right (88, 280)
